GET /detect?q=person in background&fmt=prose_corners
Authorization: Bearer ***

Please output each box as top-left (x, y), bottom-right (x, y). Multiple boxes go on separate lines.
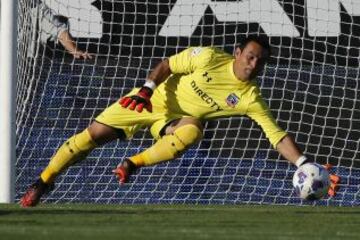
top-left (28, 0), bottom-right (92, 59)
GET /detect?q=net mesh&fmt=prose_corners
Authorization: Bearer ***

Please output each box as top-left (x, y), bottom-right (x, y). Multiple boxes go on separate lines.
top-left (16, 0), bottom-right (360, 206)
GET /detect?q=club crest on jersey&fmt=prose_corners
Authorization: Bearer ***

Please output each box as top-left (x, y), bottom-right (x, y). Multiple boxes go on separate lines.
top-left (226, 93), bottom-right (240, 108)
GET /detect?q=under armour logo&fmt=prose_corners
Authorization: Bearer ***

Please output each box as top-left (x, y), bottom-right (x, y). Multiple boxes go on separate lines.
top-left (202, 72), bottom-right (212, 82)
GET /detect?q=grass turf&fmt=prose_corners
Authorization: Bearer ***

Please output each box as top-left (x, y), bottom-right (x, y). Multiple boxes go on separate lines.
top-left (0, 204), bottom-right (359, 240)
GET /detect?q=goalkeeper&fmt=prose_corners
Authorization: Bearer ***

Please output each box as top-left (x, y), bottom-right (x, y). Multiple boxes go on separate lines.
top-left (20, 36), bottom-right (340, 207)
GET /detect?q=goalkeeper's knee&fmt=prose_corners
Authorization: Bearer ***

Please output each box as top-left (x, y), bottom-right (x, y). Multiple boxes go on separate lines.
top-left (129, 124), bottom-right (203, 166)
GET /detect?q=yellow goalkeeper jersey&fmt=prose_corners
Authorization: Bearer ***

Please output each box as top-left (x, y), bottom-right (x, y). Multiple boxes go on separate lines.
top-left (153, 47), bottom-right (287, 147)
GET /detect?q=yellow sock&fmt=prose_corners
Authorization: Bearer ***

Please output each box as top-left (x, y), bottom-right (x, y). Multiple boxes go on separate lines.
top-left (129, 124), bottom-right (203, 166)
top-left (40, 129), bottom-right (97, 184)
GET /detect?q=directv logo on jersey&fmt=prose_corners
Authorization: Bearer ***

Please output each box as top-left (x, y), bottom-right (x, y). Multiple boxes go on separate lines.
top-left (190, 80), bottom-right (222, 111)
top-left (226, 93), bottom-right (240, 108)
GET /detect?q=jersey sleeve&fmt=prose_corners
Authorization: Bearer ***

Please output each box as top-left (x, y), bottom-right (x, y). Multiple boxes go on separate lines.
top-left (37, 2), bottom-right (69, 42)
top-left (168, 47), bottom-right (215, 74)
top-left (246, 89), bottom-right (287, 148)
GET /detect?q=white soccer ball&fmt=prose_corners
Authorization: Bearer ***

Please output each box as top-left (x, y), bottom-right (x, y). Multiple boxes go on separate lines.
top-left (293, 163), bottom-right (330, 200)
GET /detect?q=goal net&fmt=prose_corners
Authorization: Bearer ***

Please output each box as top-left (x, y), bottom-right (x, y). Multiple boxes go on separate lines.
top-left (16, 0), bottom-right (360, 206)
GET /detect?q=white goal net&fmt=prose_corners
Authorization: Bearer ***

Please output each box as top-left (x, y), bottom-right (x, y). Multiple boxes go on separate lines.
top-left (16, 0), bottom-right (360, 206)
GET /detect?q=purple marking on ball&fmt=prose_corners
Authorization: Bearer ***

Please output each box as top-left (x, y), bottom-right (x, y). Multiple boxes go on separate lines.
top-left (297, 171), bottom-right (307, 184)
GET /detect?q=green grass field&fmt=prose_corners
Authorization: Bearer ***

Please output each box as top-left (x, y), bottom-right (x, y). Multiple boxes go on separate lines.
top-left (0, 204), bottom-right (359, 240)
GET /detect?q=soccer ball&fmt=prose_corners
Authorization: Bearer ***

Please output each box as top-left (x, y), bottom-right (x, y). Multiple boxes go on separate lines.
top-left (292, 163), bottom-right (330, 200)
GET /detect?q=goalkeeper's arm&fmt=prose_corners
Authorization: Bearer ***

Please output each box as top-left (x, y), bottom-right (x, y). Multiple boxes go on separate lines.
top-left (276, 135), bottom-right (307, 167)
top-left (147, 59), bottom-right (172, 86)
top-left (120, 59), bottom-right (172, 112)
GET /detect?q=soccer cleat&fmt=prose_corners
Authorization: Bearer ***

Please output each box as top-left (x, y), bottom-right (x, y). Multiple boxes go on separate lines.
top-left (20, 179), bottom-right (54, 207)
top-left (112, 158), bottom-right (137, 184)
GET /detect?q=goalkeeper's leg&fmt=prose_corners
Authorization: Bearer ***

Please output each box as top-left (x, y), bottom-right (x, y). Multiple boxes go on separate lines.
top-left (113, 117), bottom-right (203, 184)
top-left (20, 122), bottom-right (122, 207)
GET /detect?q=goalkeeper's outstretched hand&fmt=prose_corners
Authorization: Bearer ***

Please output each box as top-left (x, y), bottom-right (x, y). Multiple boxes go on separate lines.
top-left (119, 86), bottom-right (153, 112)
top-left (323, 164), bottom-right (341, 197)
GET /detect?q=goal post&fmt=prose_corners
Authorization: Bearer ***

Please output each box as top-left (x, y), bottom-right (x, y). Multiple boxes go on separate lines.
top-left (15, 0), bottom-right (360, 206)
top-left (0, 0), bottom-right (17, 203)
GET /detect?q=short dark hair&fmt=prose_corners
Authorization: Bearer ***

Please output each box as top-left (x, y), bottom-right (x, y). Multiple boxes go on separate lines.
top-left (237, 36), bottom-right (271, 57)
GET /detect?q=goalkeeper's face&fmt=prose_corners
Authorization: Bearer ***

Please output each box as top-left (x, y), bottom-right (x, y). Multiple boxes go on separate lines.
top-left (234, 41), bottom-right (269, 81)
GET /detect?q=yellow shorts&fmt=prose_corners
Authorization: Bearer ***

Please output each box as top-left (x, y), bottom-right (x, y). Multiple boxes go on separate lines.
top-left (95, 88), bottom-right (186, 140)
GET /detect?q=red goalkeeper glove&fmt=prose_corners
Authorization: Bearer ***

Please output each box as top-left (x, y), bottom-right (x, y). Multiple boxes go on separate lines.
top-left (119, 86), bottom-right (153, 112)
top-left (323, 164), bottom-right (341, 197)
